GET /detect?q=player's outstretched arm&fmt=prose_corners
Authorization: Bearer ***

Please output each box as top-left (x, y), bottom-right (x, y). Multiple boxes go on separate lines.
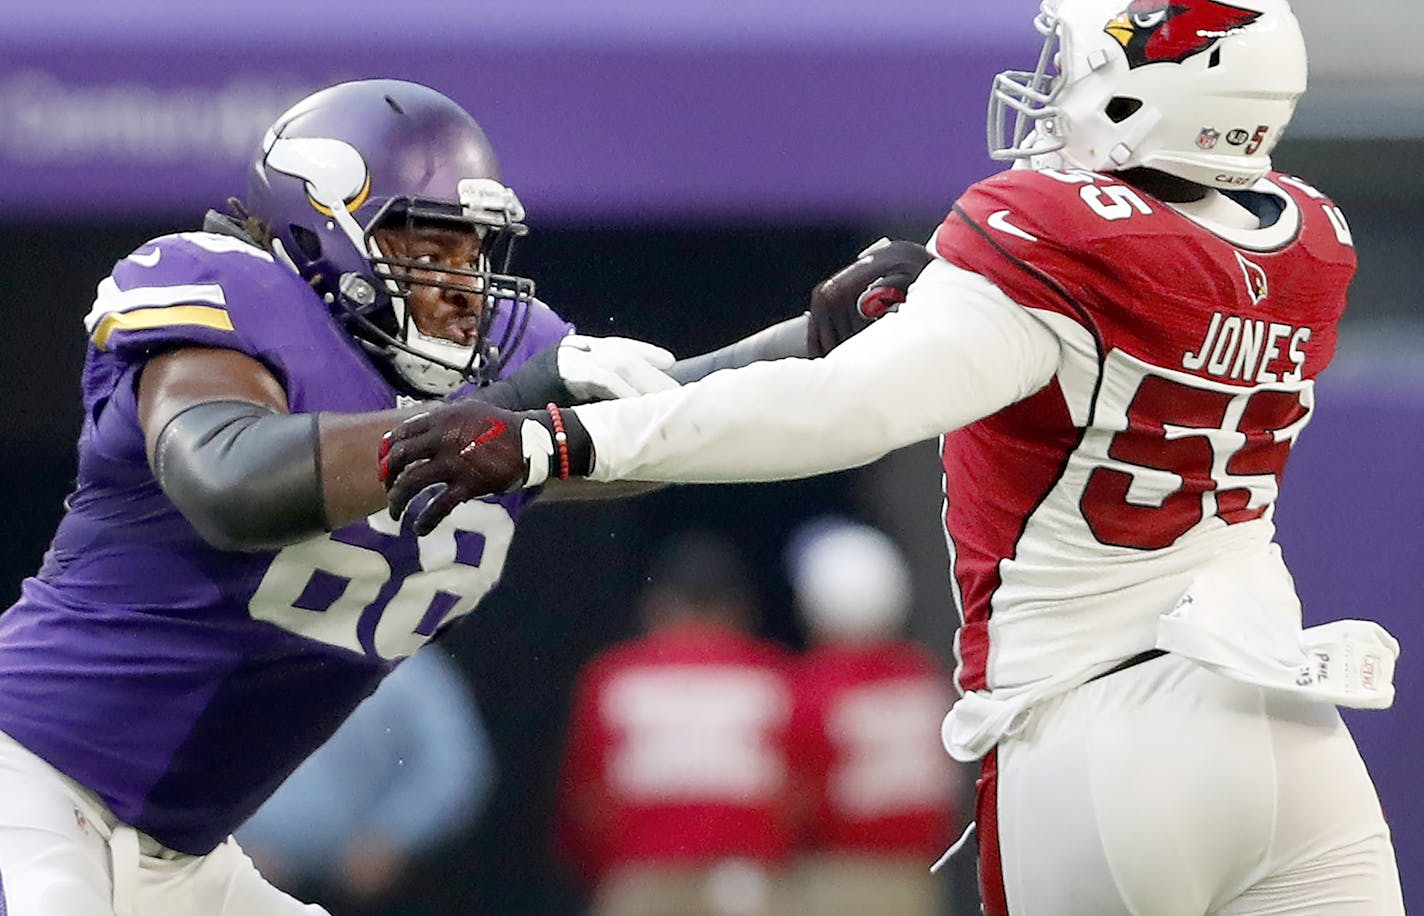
top-left (138, 318), bottom-right (795, 552)
top-left (138, 331), bottom-right (682, 551)
top-left (381, 256), bottom-right (1065, 536)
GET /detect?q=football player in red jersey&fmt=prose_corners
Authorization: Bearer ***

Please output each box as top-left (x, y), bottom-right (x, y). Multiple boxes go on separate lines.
top-left (383, 1), bottom-right (1404, 911)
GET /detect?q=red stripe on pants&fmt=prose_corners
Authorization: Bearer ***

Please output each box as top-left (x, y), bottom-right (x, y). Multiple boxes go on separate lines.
top-left (976, 749), bottom-right (1008, 916)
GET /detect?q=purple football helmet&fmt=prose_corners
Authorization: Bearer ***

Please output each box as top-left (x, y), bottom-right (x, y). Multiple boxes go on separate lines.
top-left (246, 79), bottom-right (535, 395)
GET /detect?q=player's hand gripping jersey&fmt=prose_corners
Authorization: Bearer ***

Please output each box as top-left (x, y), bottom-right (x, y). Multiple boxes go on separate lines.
top-left (0, 231), bottom-right (571, 854)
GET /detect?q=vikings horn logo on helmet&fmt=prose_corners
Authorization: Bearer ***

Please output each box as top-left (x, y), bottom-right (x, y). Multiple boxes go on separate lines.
top-left (262, 134), bottom-right (373, 217)
top-left (1105, 0), bottom-right (1264, 69)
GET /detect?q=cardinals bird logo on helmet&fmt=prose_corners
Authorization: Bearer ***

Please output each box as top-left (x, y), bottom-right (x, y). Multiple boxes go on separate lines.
top-left (1107, 0), bottom-right (1264, 68)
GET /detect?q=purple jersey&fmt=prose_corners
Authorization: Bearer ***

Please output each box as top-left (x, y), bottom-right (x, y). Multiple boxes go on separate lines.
top-left (0, 231), bottom-right (572, 854)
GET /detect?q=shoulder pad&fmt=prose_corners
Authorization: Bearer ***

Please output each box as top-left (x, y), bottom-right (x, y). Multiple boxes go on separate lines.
top-left (945, 167), bottom-right (1166, 249)
top-left (85, 232), bottom-right (280, 356)
top-left (84, 233), bottom-right (359, 389)
top-left (932, 168), bottom-right (1186, 326)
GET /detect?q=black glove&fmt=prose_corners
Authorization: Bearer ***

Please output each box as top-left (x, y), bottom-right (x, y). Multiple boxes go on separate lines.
top-left (380, 399), bottom-right (591, 535)
top-left (807, 238), bottom-right (933, 357)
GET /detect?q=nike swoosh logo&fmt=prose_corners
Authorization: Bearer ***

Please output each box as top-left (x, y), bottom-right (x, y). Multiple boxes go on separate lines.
top-left (460, 418), bottom-right (508, 457)
top-left (987, 210), bottom-right (1039, 243)
top-left (127, 248), bottom-right (162, 267)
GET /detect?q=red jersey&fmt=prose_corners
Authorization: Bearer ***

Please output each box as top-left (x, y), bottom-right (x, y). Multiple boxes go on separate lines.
top-left (931, 167), bottom-right (1356, 698)
top-left (555, 621), bottom-right (795, 883)
top-left (788, 641), bottom-right (957, 856)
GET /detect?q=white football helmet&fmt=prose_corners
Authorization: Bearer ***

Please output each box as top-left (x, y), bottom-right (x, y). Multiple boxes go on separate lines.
top-left (989, 0), bottom-right (1307, 188)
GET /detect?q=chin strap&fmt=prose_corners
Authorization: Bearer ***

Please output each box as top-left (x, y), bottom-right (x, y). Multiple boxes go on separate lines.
top-left (389, 347), bottom-right (471, 396)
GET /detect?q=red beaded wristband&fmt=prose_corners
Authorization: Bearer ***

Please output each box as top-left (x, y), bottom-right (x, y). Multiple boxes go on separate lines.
top-left (545, 402), bottom-right (572, 480)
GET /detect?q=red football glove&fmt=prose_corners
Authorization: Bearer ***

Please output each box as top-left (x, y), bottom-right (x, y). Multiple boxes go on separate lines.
top-left (806, 238), bottom-right (934, 357)
top-left (381, 400), bottom-right (535, 536)
top-left (381, 399), bottom-right (593, 536)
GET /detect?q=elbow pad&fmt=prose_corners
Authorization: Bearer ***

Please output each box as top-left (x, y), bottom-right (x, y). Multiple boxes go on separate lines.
top-left (153, 400), bottom-right (327, 552)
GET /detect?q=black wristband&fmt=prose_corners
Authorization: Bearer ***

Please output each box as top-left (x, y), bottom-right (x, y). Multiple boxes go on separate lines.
top-left (560, 406), bottom-right (593, 477)
top-left (529, 405), bottom-right (593, 478)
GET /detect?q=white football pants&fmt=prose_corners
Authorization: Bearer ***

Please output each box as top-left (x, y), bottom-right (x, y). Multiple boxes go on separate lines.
top-left (0, 729), bottom-right (327, 916)
top-left (979, 654), bottom-right (1403, 915)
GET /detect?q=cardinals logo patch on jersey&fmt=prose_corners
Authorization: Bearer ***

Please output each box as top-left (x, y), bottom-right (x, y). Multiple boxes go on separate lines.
top-left (1235, 251), bottom-right (1269, 305)
top-left (1106, 0), bottom-right (1263, 69)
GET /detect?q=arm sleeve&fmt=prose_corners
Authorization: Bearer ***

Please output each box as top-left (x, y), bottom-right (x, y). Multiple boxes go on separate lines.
top-left (667, 314), bottom-right (808, 383)
top-left (153, 400), bottom-right (327, 552)
top-left (573, 260), bottom-right (1062, 483)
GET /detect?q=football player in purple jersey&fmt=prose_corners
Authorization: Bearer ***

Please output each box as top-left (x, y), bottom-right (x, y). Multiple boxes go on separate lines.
top-left (0, 78), bottom-right (904, 916)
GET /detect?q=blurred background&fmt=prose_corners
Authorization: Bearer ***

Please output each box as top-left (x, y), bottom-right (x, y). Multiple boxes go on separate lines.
top-left (0, 1), bottom-right (1420, 913)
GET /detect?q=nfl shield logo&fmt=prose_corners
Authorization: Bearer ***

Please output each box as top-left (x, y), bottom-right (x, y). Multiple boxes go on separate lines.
top-left (1197, 129), bottom-right (1221, 150)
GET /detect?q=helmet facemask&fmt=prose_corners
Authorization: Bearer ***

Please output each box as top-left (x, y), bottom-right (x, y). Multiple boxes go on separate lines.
top-left (325, 180), bottom-right (536, 396)
top-left (988, 3), bottom-right (1071, 163)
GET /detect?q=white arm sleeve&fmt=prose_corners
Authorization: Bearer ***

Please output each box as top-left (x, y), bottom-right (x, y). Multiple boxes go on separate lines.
top-left (574, 259), bottom-right (1063, 483)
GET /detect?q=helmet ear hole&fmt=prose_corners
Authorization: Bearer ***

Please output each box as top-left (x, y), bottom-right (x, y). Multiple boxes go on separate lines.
top-left (1105, 97), bottom-right (1144, 123)
top-left (290, 224), bottom-right (323, 262)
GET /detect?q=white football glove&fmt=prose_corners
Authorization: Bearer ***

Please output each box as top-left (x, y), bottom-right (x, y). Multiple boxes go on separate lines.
top-left (556, 334), bottom-right (679, 401)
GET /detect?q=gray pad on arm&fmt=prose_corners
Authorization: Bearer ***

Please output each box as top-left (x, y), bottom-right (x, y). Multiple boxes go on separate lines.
top-left (667, 314), bottom-right (809, 384)
top-left (153, 400), bottom-right (326, 552)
